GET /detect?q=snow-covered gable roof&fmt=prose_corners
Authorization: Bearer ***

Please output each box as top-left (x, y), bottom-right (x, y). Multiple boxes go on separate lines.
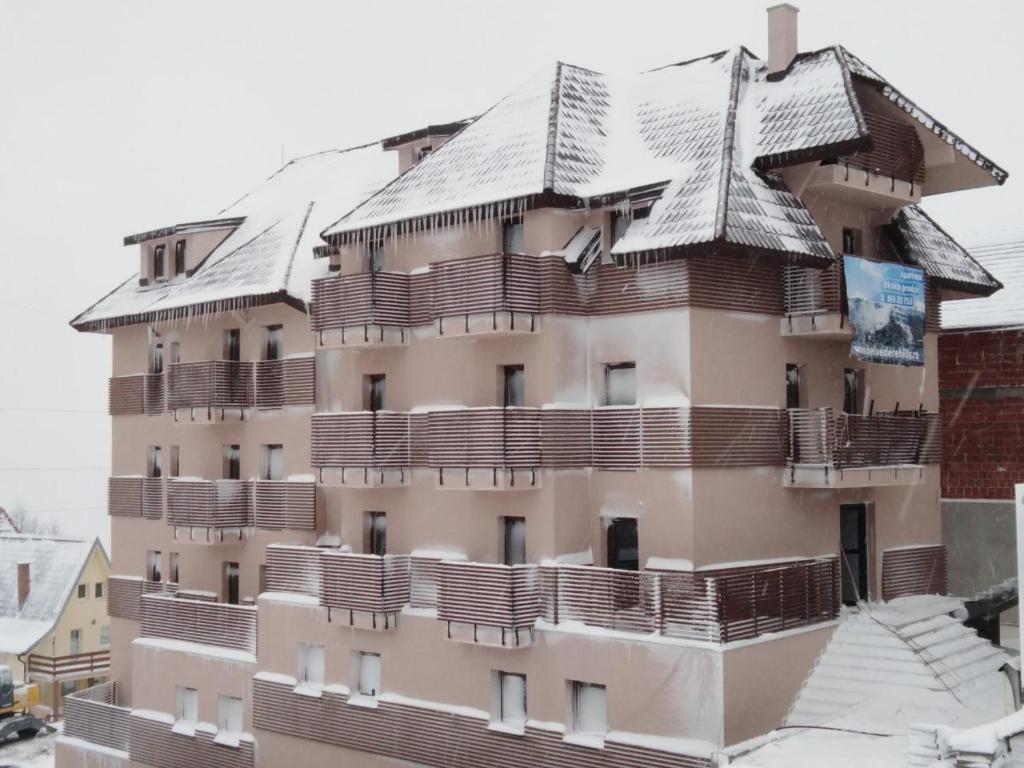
top-left (0, 535), bottom-right (106, 655)
top-left (72, 143), bottom-right (396, 332)
top-left (942, 231), bottom-right (1024, 330)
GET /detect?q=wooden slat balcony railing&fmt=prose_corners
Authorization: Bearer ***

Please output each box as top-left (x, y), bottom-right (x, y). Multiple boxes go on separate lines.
top-left (253, 480), bottom-right (316, 531)
top-left (254, 357), bottom-right (315, 409)
top-left (108, 476), bottom-right (143, 517)
top-left (437, 561), bottom-right (539, 646)
top-left (140, 592), bottom-right (257, 654)
top-left (311, 271), bottom-right (412, 336)
top-left (108, 576), bottom-right (179, 620)
top-left (427, 408), bottom-right (542, 471)
top-left (881, 544), bottom-right (948, 602)
top-left (311, 411), bottom-right (411, 470)
top-left (783, 261), bottom-right (843, 318)
top-left (265, 544), bottom-right (323, 599)
top-left (130, 710), bottom-right (255, 768)
top-left (167, 478), bottom-right (253, 530)
top-left (432, 253), bottom-right (541, 331)
top-left (142, 476), bottom-right (164, 520)
top-left (320, 552), bottom-right (410, 628)
top-left (843, 110), bottom-right (926, 184)
top-left (64, 682), bottom-right (130, 753)
top-left (108, 373), bottom-right (166, 415)
top-left (26, 650), bottom-right (111, 680)
top-left (166, 360), bottom-right (253, 412)
top-left (540, 564), bottom-right (663, 634)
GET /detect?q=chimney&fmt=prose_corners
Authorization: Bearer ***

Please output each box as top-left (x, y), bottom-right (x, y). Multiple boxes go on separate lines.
top-left (17, 562), bottom-right (30, 609)
top-left (767, 3), bottom-right (799, 79)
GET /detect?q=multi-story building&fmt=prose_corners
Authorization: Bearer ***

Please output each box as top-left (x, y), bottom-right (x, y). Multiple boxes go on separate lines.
top-left (59, 7), bottom-right (1011, 767)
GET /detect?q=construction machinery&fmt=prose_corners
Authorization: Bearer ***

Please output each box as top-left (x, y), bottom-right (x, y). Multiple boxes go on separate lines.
top-left (0, 665), bottom-right (45, 743)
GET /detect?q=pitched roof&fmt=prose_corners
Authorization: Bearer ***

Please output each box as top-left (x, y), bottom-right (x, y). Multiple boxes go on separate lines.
top-left (0, 535), bottom-right (107, 655)
top-left (0, 508), bottom-right (18, 534)
top-left (941, 231), bottom-right (1024, 330)
top-left (71, 143), bottom-right (396, 332)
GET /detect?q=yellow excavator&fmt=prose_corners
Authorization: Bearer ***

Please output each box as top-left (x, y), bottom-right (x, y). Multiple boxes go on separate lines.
top-left (0, 665), bottom-right (45, 743)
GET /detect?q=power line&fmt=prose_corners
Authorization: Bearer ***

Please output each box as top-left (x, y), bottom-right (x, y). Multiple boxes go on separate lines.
top-left (0, 299), bottom-right (69, 320)
top-left (0, 467), bottom-right (110, 472)
top-left (5, 506), bottom-right (106, 514)
top-left (0, 406), bottom-right (107, 415)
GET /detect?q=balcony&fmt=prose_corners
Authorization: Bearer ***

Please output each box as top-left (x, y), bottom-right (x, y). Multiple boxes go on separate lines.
top-left (437, 561), bottom-right (539, 646)
top-left (311, 271), bottom-right (411, 346)
top-left (167, 478), bottom-right (253, 541)
top-left (429, 407), bottom-right (541, 489)
top-left (108, 575), bottom-right (179, 620)
top-left (881, 544), bottom-right (948, 602)
top-left (64, 682), bottom-right (130, 754)
top-left (321, 552), bottom-right (410, 630)
top-left (254, 357), bottom-right (315, 408)
top-left (781, 262), bottom-right (850, 338)
top-left (253, 479), bottom-right (317, 531)
top-left (786, 407), bottom-right (941, 487)
top-left (430, 253), bottom-right (540, 337)
top-left (108, 373), bottom-right (165, 416)
top-left (130, 709), bottom-right (255, 768)
top-left (166, 360), bottom-right (253, 421)
top-left (140, 592), bottom-right (257, 654)
top-left (26, 650), bottom-right (110, 681)
top-left (311, 411), bottom-right (411, 486)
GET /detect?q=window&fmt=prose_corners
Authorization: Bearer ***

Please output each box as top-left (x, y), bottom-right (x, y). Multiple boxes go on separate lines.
top-left (502, 219), bottom-right (524, 254)
top-left (147, 445), bottom-right (162, 478)
top-left (840, 503), bottom-right (870, 605)
top-left (100, 625), bottom-right (110, 647)
top-left (61, 680), bottom-right (77, 697)
top-left (223, 328), bottom-right (241, 362)
top-left (77, 584), bottom-right (86, 599)
top-left (168, 340), bottom-right (180, 365)
top-left (94, 582), bottom-right (103, 599)
top-left (604, 362), bottom-right (636, 406)
top-left (259, 564), bottom-right (268, 594)
top-left (174, 239), bottom-right (186, 275)
top-left (223, 561), bottom-right (240, 605)
top-left (147, 550), bottom-right (162, 582)
top-left (175, 686), bottom-right (198, 724)
top-left (365, 511), bottom-right (386, 556)
top-left (355, 651), bottom-right (382, 698)
top-left (569, 682), bottom-right (606, 738)
top-left (153, 244), bottom-right (166, 280)
top-left (169, 445), bottom-right (180, 478)
top-left (502, 365), bottom-right (525, 408)
top-left (842, 227), bottom-right (862, 256)
top-left (502, 517), bottom-right (526, 566)
top-left (218, 695), bottom-right (243, 735)
top-left (260, 444), bottom-right (284, 481)
top-left (492, 671), bottom-right (527, 729)
top-left (168, 552), bottom-right (179, 584)
top-left (264, 325), bottom-right (284, 361)
top-left (70, 629), bottom-right (81, 655)
top-left (148, 342), bottom-right (163, 375)
top-left (222, 444), bottom-right (241, 480)
top-left (610, 211), bottom-right (630, 248)
top-left (607, 518), bottom-right (639, 570)
top-left (367, 241), bottom-right (385, 273)
top-left (416, 145), bottom-right (433, 162)
top-left (364, 374), bottom-right (386, 412)
top-left (844, 368), bottom-right (864, 414)
top-left (297, 643), bottom-right (325, 685)
top-left (786, 364), bottom-right (802, 410)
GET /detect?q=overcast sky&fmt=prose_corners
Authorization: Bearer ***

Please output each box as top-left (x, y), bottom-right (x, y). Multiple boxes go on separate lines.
top-left (0, 0), bottom-right (1019, 548)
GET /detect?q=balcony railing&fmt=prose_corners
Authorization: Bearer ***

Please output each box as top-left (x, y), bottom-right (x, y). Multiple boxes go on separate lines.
top-left (311, 270), bottom-right (411, 340)
top-left (140, 592), bottom-right (257, 653)
top-left (320, 552), bottom-right (410, 629)
top-left (311, 411), bottom-right (411, 481)
top-left (26, 650), bottom-right (110, 680)
top-left (254, 357), bottom-right (315, 409)
top-left (108, 476), bottom-right (143, 517)
top-left (783, 262), bottom-right (843, 318)
top-left (108, 373), bottom-right (166, 416)
top-left (842, 110), bottom-right (926, 185)
top-left (881, 544), bottom-right (948, 602)
top-left (167, 478), bottom-right (253, 530)
top-left (437, 561), bottom-right (539, 646)
top-left (166, 360), bottom-right (253, 413)
top-left (252, 480), bottom-right (316, 530)
top-left (130, 710), bottom-right (255, 768)
top-left (64, 682), bottom-right (130, 753)
top-left (108, 575), bottom-right (179, 620)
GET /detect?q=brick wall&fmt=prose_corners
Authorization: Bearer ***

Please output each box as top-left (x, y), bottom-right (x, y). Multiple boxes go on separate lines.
top-left (940, 329), bottom-right (1024, 499)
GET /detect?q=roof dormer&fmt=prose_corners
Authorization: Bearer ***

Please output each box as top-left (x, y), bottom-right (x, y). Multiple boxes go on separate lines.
top-left (381, 119), bottom-right (473, 174)
top-left (126, 218), bottom-right (243, 286)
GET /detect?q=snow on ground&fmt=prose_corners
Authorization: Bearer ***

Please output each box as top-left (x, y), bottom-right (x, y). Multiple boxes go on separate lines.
top-left (0, 725), bottom-right (59, 768)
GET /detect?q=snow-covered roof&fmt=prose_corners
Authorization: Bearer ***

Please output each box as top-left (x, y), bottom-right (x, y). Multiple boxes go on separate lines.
top-left (0, 534), bottom-right (107, 655)
top-left (72, 143), bottom-right (396, 332)
top-left (941, 231), bottom-right (1024, 331)
top-left (0, 508), bottom-right (18, 534)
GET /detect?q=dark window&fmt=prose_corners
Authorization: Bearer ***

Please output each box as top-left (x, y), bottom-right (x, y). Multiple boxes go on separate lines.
top-left (224, 562), bottom-right (240, 605)
top-left (258, 564), bottom-right (268, 594)
top-left (147, 550), bottom-right (162, 583)
top-left (95, 582), bottom-right (103, 599)
top-left (502, 220), bottom-right (524, 254)
top-left (169, 445), bottom-right (179, 477)
top-left (502, 517), bottom-right (526, 566)
top-left (77, 584), bottom-right (87, 599)
top-left (366, 511), bottom-right (386, 556)
top-left (167, 341), bottom-right (180, 365)
top-left (502, 365), bottom-right (525, 408)
top-left (632, 205), bottom-right (651, 220)
top-left (168, 553), bottom-right (179, 584)
top-left (610, 212), bottom-right (630, 247)
top-left (367, 241), bottom-right (384, 273)
top-left (153, 244), bottom-right (166, 280)
top-left (148, 343), bottom-right (163, 375)
top-left (174, 240), bottom-right (186, 275)
top-left (223, 329), bottom-right (241, 362)
top-left (840, 504), bottom-right (869, 605)
top-left (786, 364), bottom-right (801, 409)
top-left (147, 446), bottom-right (162, 478)
top-left (264, 325), bottom-right (284, 361)
top-left (843, 369), bottom-right (864, 414)
top-left (604, 363), bottom-right (637, 406)
top-left (223, 444), bottom-right (241, 480)
top-left (364, 374), bottom-right (386, 412)
top-left (261, 444), bottom-right (283, 481)
top-left (416, 145), bottom-right (433, 162)
top-left (607, 518), bottom-right (639, 571)
top-left (842, 227), bottom-right (862, 256)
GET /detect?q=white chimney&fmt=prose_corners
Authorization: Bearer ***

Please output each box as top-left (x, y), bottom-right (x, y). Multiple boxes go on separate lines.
top-left (767, 3), bottom-right (799, 79)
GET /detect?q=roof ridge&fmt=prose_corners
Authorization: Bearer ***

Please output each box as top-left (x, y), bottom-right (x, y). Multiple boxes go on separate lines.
top-left (543, 61), bottom-right (564, 193)
top-left (714, 48), bottom-right (746, 240)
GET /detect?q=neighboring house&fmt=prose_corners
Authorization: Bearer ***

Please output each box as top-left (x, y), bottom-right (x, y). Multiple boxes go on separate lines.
top-left (0, 534), bottom-right (111, 716)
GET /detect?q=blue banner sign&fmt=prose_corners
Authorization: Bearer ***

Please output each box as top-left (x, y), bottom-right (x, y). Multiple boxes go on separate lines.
top-left (843, 255), bottom-right (925, 367)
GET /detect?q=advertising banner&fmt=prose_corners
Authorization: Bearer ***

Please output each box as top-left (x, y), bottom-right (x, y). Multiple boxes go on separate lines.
top-left (843, 256), bottom-right (925, 367)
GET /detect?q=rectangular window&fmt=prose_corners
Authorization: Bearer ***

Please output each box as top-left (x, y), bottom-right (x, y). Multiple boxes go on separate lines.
top-left (297, 643), bottom-right (325, 685)
top-left (786, 364), bottom-right (802, 410)
top-left (99, 625), bottom-right (110, 646)
top-left (260, 444), bottom-right (284, 481)
top-left (604, 362), bottom-right (637, 406)
top-left (367, 241), bottom-right (385, 273)
top-left (147, 550), bottom-right (162, 582)
top-left (168, 552), bottom-right (179, 584)
top-left (223, 329), bottom-right (241, 362)
top-left (365, 511), bottom-right (386, 556)
top-left (175, 686), bottom-right (198, 724)
top-left (169, 445), bottom-right (180, 477)
top-left (364, 374), bottom-right (386, 412)
top-left (95, 582), bottom-right (103, 599)
top-left (148, 342), bottom-right (163, 375)
top-left (147, 445), bottom-right (162, 478)
top-left (264, 325), bottom-right (284, 361)
top-left (174, 239), bottom-right (186, 275)
top-left (355, 651), bottom-right (382, 697)
top-left (842, 227), bottom-right (862, 256)
top-left (77, 584), bottom-right (87, 599)
top-left (502, 517), bottom-right (526, 566)
top-left (222, 444), bottom-right (241, 480)
top-left (70, 628), bottom-right (81, 655)
top-left (502, 219), bottom-right (524, 253)
top-left (223, 561), bottom-right (240, 605)
top-left (607, 518), bottom-right (639, 571)
top-left (153, 244), bottom-right (166, 280)
top-left (570, 682), bottom-right (607, 737)
top-left (502, 365), bottom-right (525, 408)
top-left (61, 680), bottom-right (76, 696)
top-left (167, 340), bottom-right (180, 365)
top-left (610, 211), bottom-right (630, 248)
top-left (840, 503), bottom-right (870, 605)
top-left (493, 671), bottom-right (527, 728)
top-left (844, 368), bottom-right (864, 414)
top-left (218, 695), bottom-right (243, 735)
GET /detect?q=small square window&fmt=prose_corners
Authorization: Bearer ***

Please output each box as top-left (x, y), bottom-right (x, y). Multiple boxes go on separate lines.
top-left (77, 584), bottom-right (87, 599)
top-left (175, 686), bottom-right (198, 724)
top-left (95, 582), bottom-right (103, 599)
top-left (604, 363), bottom-right (636, 406)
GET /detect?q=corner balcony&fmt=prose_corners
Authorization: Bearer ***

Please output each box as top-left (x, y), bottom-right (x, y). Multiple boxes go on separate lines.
top-left (108, 373), bottom-right (165, 416)
top-left (167, 478), bottom-right (253, 542)
top-left (254, 357), bottom-right (315, 408)
top-left (311, 271), bottom-right (411, 347)
top-left (321, 551), bottom-right (410, 630)
top-left (107, 575), bottom-right (179, 621)
top-left (781, 262), bottom-right (851, 338)
top-left (429, 407), bottom-right (541, 489)
top-left (107, 476), bottom-right (164, 519)
top-left (64, 682), bottom-right (130, 754)
top-left (786, 407), bottom-right (941, 488)
top-left (166, 360), bottom-right (253, 422)
top-left (430, 253), bottom-right (540, 338)
top-left (437, 561), bottom-right (539, 647)
top-left (252, 479), bottom-right (317, 531)
top-left (140, 592), bottom-right (257, 654)
top-left (311, 411), bottom-right (411, 486)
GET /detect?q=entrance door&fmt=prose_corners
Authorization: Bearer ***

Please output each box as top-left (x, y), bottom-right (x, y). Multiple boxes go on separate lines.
top-left (840, 504), bottom-right (869, 605)
top-left (607, 518), bottom-right (639, 571)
